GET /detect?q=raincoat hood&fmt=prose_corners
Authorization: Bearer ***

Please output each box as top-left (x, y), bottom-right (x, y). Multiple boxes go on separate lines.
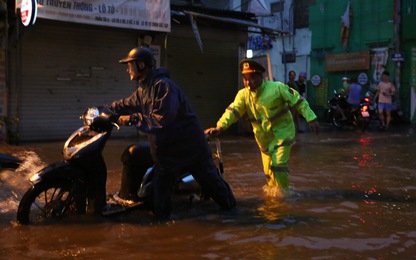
top-left (141, 68), bottom-right (170, 85)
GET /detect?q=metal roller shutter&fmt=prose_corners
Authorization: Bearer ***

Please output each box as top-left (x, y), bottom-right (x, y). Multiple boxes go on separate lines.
top-left (11, 20), bottom-right (247, 141)
top-left (15, 20), bottom-right (139, 141)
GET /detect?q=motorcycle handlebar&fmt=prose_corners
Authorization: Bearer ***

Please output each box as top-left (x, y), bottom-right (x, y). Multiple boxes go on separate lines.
top-left (81, 107), bottom-right (120, 132)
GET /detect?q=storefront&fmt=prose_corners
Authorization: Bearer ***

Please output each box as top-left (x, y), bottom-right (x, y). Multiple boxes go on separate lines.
top-left (4, 1), bottom-right (255, 141)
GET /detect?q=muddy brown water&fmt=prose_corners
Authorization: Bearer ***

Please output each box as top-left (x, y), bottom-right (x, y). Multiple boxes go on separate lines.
top-left (1, 123), bottom-right (415, 259)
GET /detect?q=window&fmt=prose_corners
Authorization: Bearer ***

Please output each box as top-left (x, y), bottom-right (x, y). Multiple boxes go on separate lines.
top-left (294, 0), bottom-right (316, 29)
top-left (282, 52), bottom-right (296, 63)
top-left (404, 0), bottom-right (416, 14)
top-left (270, 1), bottom-right (284, 13)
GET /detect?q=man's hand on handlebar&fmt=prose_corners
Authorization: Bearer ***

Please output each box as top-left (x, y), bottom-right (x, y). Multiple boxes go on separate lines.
top-left (204, 126), bottom-right (222, 137)
top-left (117, 115), bottom-right (132, 126)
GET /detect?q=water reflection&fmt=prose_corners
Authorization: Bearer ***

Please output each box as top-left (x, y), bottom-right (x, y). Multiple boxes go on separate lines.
top-left (358, 136), bottom-right (373, 146)
top-left (1, 125), bottom-right (416, 258)
top-left (257, 194), bottom-right (288, 223)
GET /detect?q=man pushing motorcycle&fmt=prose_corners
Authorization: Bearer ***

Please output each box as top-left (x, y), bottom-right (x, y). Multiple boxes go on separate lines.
top-left (205, 59), bottom-right (319, 194)
top-left (103, 47), bottom-right (236, 220)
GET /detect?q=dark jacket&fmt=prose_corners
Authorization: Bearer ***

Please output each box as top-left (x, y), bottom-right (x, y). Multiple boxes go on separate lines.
top-left (295, 81), bottom-right (306, 96)
top-left (109, 68), bottom-right (210, 164)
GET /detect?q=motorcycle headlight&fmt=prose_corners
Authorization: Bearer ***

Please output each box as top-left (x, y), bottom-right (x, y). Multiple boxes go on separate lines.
top-left (82, 107), bottom-right (99, 126)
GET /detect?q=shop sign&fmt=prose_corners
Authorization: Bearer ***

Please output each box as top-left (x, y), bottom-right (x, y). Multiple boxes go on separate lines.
top-left (325, 51), bottom-right (370, 72)
top-left (20, 0), bottom-right (37, 26)
top-left (16, 0), bottom-right (170, 32)
top-left (391, 52), bottom-right (405, 62)
top-left (311, 74), bottom-right (322, 86)
top-left (358, 72), bottom-right (368, 85)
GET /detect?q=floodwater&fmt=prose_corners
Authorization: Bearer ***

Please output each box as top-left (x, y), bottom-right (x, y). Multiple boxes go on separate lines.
top-left (1, 122), bottom-right (415, 259)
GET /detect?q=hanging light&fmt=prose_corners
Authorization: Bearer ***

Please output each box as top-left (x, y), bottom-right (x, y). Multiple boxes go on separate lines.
top-left (246, 49), bottom-right (253, 58)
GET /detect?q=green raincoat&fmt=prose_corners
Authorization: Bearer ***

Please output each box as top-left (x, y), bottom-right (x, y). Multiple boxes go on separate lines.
top-left (216, 80), bottom-right (317, 189)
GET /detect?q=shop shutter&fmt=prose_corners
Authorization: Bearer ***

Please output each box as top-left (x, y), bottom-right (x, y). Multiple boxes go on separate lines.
top-left (14, 20), bottom-right (139, 141)
top-left (10, 20), bottom-right (248, 141)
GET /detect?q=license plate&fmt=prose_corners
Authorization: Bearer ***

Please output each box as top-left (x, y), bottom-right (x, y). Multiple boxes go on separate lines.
top-left (361, 111), bottom-right (370, 117)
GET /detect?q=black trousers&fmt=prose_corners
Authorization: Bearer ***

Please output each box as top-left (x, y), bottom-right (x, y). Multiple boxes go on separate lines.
top-left (151, 155), bottom-right (236, 220)
top-left (119, 142), bottom-right (236, 220)
top-left (119, 143), bottom-right (154, 200)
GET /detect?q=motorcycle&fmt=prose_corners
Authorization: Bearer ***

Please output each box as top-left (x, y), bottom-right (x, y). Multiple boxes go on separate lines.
top-left (16, 107), bottom-right (223, 224)
top-left (364, 88), bottom-right (379, 121)
top-left (326, 90), bottom-right (371, 131)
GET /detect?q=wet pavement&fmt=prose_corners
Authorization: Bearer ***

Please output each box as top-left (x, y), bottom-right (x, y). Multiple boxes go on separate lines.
top-left (1, 121), bottom-right (416, 259)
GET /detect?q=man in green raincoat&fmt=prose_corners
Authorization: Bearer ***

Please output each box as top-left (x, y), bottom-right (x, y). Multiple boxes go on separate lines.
top-left (205, 59), bottom-right (320, 191)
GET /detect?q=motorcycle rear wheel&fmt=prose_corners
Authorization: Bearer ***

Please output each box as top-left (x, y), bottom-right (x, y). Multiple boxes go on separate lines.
top-left (17, 180), bottom-right (80, 225)
top-left (331, 111), bottom-right (344, 128)
top-left (354, 114), bottom-right (370, 132)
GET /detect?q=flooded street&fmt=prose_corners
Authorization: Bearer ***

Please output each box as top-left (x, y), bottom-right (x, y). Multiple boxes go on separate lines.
top-left (1, 123), bottom-right (416, 259)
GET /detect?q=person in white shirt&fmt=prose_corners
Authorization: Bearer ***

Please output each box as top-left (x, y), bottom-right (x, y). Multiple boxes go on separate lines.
top-left (375, 71), bottom-right (395, 130)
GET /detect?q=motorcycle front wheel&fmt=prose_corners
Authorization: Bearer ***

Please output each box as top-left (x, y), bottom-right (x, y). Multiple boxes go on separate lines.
top-left (17, 180), bottom-right (81, 225)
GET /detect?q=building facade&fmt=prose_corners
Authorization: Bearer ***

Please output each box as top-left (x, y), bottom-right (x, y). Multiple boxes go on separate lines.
top-left (249, 0), bottom-right (416, 123)
top-left (248, 0), bottom-right (312, 91)
top-left (309, 0), bottom-right (416, 121)
top-left (1, 0), bottom-right (275, 142)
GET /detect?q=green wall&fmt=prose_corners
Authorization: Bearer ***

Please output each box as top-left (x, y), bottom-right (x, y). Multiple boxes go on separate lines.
top-left (401, 1), bottom-right (416, 122)
top-left (307, 0), bottom-right (415, 122)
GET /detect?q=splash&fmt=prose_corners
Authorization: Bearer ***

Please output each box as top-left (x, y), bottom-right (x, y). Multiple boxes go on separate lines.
top-left (0, 150), bottom-right (47, 215)
top-left (0, 192), bottom-right (20, 214)
top-left (262, 185), bottom-right (285, 198)
top-left (13, 150), bottom-right (48, 177)
top-left (262, 185), bottom-right (298, 198)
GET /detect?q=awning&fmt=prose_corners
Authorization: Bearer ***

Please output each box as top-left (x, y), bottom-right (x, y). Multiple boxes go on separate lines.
top-left (179, 10), bottom-right (288, 37)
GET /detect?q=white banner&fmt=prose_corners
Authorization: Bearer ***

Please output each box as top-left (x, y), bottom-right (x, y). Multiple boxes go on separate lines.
top-left (16, 0), bottom-right (171, 32)
top-left (371, 47), bottom-right (389, 82)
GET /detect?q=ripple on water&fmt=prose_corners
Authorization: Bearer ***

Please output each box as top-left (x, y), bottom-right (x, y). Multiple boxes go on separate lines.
top-left (278, 234), bottom-right (401, 251)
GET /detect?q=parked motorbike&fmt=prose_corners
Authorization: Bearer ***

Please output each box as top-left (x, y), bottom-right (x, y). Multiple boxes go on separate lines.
top-left (16, 107), bottom-right (222, 225)
top-left (326, 90), bottom-right (371, 131)
top-left (364, 88), bottom-right (379, 121)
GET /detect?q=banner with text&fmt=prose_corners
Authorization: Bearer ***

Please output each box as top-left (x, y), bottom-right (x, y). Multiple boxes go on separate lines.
top-left (17, 0), bottom-right (171, 32)
top-left (325, 51), bottom-right (370, 72)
